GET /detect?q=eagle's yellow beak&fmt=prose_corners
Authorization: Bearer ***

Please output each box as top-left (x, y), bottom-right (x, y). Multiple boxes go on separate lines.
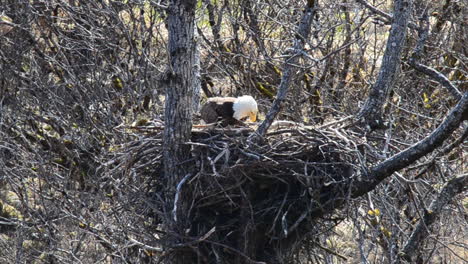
top-left (249, 112), bottom-right (257, 122)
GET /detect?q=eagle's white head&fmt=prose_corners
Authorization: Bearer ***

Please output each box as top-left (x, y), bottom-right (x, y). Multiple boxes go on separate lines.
top-left (233, 95), bottom-right (258, 122)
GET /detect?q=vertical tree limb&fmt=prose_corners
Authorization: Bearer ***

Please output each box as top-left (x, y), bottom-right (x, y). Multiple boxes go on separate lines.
top-left (203, 0), bottom-right (223, 49)
top-left (253, 0), bottom-right (318, 138)
top-left (242, 0), bottom-right (266, 53)
top-left (192, 29), bottom-right (202, 112)
top-left (357, 0), bottom-right (412, 130)
top-left (334, 0), bottom-right (352, 96)
top-left (163, 1), bottom-right (197, 262)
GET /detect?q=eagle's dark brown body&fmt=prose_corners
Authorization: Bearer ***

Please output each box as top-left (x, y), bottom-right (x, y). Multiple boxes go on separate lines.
top-left (200, 98), bottom-right (237, 126)
top-left (199, 96), bottom-right (258, 127)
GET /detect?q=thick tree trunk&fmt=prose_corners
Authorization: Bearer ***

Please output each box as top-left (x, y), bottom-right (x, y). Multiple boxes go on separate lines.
top-left (358, 0), bottom-right (412, 130)
top-left (162, 0), bottom-right (197, 263)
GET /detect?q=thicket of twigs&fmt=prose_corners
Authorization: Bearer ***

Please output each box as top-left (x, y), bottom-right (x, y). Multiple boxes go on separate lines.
top-left (121, 122), bottom-right (361, 260)
top-left (0, 0), bottom-right (466, 263)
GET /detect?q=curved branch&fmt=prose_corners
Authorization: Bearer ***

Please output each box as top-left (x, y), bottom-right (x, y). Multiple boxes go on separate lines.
top-left (398, 174), bottom-right (468, 263)
top-left (352, 92), bottom-right (468, 197)
top-left (273, 94), bottom-right (466, 259)
top-left (409, 62), bottom-right (462, 100)
top-left (406, 10), bottom-right (462, 100)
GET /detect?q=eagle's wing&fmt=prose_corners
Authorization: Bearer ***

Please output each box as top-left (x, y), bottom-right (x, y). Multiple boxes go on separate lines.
top-left (200, 102), bottom-right (220, 124)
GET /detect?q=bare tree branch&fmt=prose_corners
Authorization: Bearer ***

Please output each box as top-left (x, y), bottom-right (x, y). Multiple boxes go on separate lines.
top-left (409, 62), bottom-right (462, 100)
top-left (356, 0), bottom-right (393, 21)
top-left (407, 9), bottom-right (462, 100)
top-left (355, 0), bottom-right (418, 29)
top-left (398, 174), bottom-right (468, 263)
top-left (357, 0), bottom-right (413, 129)
top-left (413, 126), bottom-right (467, 179)
top-left (352, 92), bottom-right (468, 197)
top-left (253, 0), bottom-right (318, 138)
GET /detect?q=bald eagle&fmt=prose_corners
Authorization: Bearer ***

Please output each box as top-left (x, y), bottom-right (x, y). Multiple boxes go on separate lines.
top-left (200, 95), bottom-right (258, 126)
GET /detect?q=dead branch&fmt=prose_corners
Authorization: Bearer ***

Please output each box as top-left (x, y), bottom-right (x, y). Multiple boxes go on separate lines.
top-left (406, 12), bottom-right (462, 100)
top-left (352, 92), bottom-right (468, 197)
top-left (355, 0), bottom-right (418, 29)
top-left (409, 62), bottom-right (462, 100)
top-left (254, 1), bottom-right (318, 138)
top-left (397, 174), bottom-right (468, 263)
top-left (357, 0), bottom-right (413, 129)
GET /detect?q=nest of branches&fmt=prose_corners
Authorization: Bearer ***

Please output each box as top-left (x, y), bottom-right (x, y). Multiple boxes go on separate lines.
top-left (107, 120), bottom-right (366, 262)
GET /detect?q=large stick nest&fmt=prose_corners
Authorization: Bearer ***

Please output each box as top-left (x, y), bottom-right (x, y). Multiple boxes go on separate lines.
top-left (105, 119), bottom-right (368, 261)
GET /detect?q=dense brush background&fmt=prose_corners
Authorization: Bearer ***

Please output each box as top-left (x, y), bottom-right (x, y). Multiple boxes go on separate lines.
top-left (0, 0), bottom-right (466, 263)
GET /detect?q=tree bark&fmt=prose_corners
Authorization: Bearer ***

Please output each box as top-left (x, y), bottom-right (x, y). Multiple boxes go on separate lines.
top-left (163, 0), bottom-right (197, 262)
top-left (254, 0), bottom-right (318, 138)
top-left (192, 28), bottom-right (202, 112)
top-left (358, 0), bottom-right (412, 130)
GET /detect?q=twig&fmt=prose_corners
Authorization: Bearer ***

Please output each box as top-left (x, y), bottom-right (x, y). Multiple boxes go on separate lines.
top-left (317, 116), bottom-right (354, 129)
top-left (287, 210), bottom-right (308, 235)
top-left (128, 237), bottom-right (163, 252)
top-left (406, 11), bottom-right (462, 100)
top-left (238, 148), bottom-right (261, 161)
top-left (172, 173), bottom-right (193, 222)
top-left (173, 226), bottom-right (217, 247)
top-left (319, 40), bottom-right (359, 61)
top-left (207, 243), bottom-right (267, 264)
top-left (356, 0), bottom-right (392, 21)
top-left (398, 174), bottom-right (468, 263)
top-left (148, 1), bottom-right (168, 10)
top-left (412, 126), bottom-right (467, 178)
top-left (314, 241), bottom-right (349, 261)
top-left (207, 156), bottom-right (221, 177)
top-left (352, 92), bottom-right (468, 197)
top-left (355, 0), bottom-right (418, 29)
